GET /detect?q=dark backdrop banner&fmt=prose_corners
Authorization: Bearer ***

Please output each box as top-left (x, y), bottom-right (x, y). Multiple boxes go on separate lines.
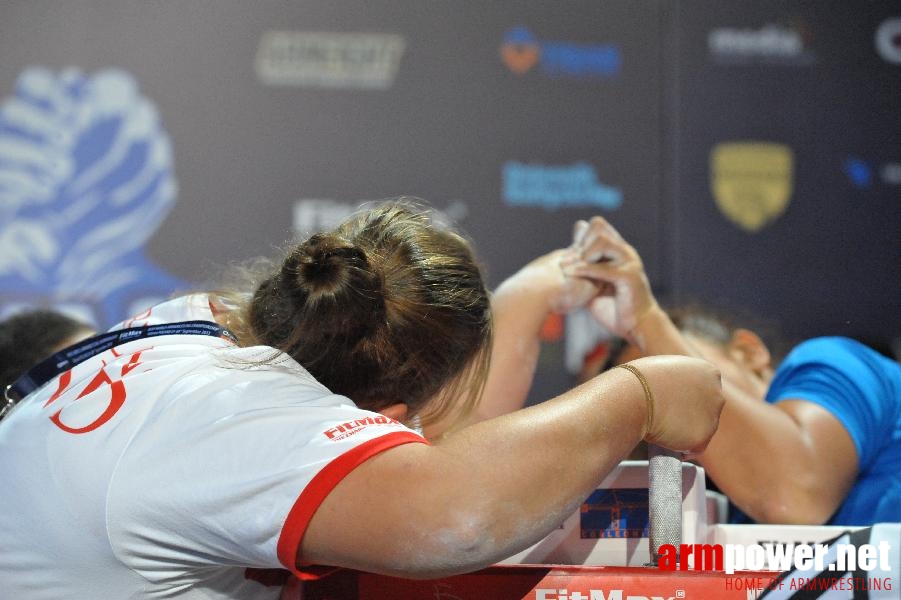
top-left (0, 1), bottom-right (898, 405)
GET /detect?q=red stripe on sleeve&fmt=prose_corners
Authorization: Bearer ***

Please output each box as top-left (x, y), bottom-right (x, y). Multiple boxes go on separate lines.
top-left (276, 430), bottom-right (428, 579)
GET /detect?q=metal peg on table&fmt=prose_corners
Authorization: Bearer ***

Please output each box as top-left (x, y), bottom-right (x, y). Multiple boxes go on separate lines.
top-left (648, 445), bottom-right (682, 566)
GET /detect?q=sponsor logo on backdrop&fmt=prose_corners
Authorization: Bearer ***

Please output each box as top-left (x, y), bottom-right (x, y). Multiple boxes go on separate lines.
top-left (527, 588), bottom-right (684, 600)
top-left (503, 161), bottom-right (622, 211)
top-left (255, 31), bottom-right (406, 89)
top-left (710, 142), bottom-right (794, 232)
top-left (844, 156), bottom-right (901, 188)
top-left (500, 26), bottom-right (620, 78)
top-left (293, 199), bottom-right (357, 235)
top-left (875, 18), bottom-right (901, 64)
top-left (845, 157), bottom-right (874, 188)
top-left (534, 590), bottom-right (678, 600)
top-left (0, 67), bottom-right (186, 327)
top-left (884, 163), bottom-right (901, 185)
top-left (293, 198), bottom-right (469, 237)
top-left (708, 23), bottom-right (815, 66)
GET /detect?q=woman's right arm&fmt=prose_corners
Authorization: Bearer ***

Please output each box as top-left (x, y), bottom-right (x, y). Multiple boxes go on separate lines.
top-left (300, 354), bottom-right (723, 579)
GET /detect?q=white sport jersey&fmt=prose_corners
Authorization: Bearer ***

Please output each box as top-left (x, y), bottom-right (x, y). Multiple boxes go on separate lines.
top-left (0, 294), bottom-right (427, 599)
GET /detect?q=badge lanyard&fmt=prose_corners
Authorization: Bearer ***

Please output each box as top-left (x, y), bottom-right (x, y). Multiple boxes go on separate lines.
top-left (1, 320), bottom-right (237, 420)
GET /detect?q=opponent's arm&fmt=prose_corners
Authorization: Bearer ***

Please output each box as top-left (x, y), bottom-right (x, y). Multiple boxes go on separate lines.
top-left (565, 216), bottom-right (858, 524)
top-left (475, 248), bottom-right (596, 422)
top-left (426, 238), bottom-right (599, 437)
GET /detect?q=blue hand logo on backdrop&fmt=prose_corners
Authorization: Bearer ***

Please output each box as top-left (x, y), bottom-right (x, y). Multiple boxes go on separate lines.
top-left (0, 67), bottom-right (187, 327)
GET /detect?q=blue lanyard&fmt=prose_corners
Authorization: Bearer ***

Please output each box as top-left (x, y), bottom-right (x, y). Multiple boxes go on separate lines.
top-left (2, 320), bottom-right (237, 418)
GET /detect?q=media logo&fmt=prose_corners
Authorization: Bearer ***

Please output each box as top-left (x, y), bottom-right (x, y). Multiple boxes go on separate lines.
top-left (710, 142), bottom-right (794, 232)
top-left (875, 18), bottom-right (901, 64)
top-left (503, 161), bottom-right (622, 211)
top-left (0, 67), bottom-right (186, 327)
top-left (255, 31), bottom-right (406, 89)
top-left (500, 27), bottom-right (620, 78)
top-left (884, 163), bottom-right (901, 186)
top-left (708, 23), bottom-right (815, 66)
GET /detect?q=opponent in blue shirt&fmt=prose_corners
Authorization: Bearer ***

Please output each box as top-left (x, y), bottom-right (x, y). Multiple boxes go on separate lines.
top-left (562, 214), bottom-right (901, 525)
top-left (765, 337), bottom-right (901, 524)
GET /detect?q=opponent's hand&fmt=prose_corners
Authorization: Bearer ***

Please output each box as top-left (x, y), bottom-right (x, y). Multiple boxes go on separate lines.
top-left (498, 248), bottom-right (596, 316)
top-left (561, 216), bottom-right (659, 340)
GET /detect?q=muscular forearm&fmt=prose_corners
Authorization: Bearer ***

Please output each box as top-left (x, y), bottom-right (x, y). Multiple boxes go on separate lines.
top-left (627, 306), bottom-right (696, 358)
top-left (477, 269), bottom-right (555, 418)
top-left (462, 250), bottom-right (582, 428)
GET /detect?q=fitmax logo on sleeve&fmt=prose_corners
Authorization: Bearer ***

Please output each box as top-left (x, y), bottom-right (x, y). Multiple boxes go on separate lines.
top-left (322, 415), bottom-right (404, 441)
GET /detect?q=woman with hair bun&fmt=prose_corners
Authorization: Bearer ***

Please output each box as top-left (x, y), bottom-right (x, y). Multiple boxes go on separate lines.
top-left (0, 199), bottom-right (724, 599)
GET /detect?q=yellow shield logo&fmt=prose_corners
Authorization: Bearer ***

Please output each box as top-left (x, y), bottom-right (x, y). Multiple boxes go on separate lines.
top-left (710, 142), bottom-right (794, 232)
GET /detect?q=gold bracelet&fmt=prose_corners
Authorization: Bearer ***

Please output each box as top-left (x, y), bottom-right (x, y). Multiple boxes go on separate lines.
top-left (616, 363), bottom-right (654, 438)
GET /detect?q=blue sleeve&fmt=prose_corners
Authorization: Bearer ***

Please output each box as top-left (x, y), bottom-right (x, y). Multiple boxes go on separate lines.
top-left (765, 337), bottom-right (901, 470)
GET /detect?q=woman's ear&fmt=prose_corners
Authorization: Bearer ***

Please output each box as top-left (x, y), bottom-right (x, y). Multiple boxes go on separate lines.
top-left (378, 403), bottom-right (409, 422)
top-left (727, 328), bottom-right (772, 376)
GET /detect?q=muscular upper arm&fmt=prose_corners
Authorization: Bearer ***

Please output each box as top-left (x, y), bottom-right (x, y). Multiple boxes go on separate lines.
top-left (297, 437), bottom-right (521, 579)
top-left (299, 441), bottom-right (450, 577)
top-left (699, 389), bottom-right (859, 525)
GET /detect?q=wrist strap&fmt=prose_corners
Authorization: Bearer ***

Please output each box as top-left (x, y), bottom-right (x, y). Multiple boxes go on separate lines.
top-left (616, 363), bottom-right (655, 438)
